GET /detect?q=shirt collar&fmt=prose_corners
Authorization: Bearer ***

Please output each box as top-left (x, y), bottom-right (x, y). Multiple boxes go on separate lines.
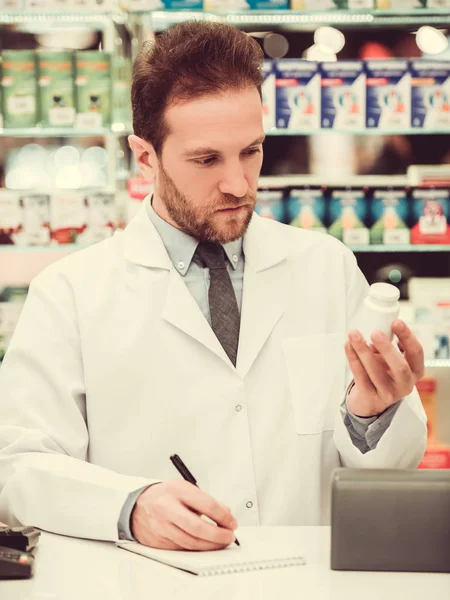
top-left (145, 196), bottom-right (243, 276)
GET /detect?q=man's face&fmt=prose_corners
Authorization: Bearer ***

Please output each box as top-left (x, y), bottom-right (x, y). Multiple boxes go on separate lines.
top-left (153, 87), bottom-right (265, 244)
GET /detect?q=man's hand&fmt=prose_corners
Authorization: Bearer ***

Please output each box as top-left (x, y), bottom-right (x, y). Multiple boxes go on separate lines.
top-left (130, 480), bottom-right (238, 551)
top-left (344, 319), bottom-right (425, 418)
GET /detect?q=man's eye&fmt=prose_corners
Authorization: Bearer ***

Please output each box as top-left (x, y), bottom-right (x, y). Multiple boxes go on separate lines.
top-left (194, 157), bottom-right (217, 166)
top-left (243, 149), bottom-right (261, 157)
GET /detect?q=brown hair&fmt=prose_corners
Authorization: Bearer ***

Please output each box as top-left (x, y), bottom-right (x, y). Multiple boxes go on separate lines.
top-left (131, 21), bottom-right (264, 155)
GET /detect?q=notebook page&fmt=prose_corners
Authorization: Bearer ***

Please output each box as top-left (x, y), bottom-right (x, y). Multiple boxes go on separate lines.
top-left (116, 529), bottom-right (306, 576)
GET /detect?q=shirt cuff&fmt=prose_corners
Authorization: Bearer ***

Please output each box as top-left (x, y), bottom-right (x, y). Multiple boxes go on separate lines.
top-left (118, 485), bottom-right (153, 541)
top-left (342, 379), bottom-right (403, 453)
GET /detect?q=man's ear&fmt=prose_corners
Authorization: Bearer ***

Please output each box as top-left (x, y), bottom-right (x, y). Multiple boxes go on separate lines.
top-left (128, 135), bottom-right (158, 181)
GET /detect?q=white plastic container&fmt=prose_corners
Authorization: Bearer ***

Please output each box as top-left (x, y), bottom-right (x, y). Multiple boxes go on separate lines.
top-left (361, 282), bottom-right (400, 344)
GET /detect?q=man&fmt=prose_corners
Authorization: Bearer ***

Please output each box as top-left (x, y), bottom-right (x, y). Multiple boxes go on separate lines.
top-left (0, 22), bottom-right (426, 552)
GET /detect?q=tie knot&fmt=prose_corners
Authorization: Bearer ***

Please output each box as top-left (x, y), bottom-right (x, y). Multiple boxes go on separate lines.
top-left (195, 242), bottom-right (227, 270)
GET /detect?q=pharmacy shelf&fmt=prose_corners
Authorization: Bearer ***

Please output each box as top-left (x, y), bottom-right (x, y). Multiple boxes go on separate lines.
top-left (0, 126), bottom-right (131, 138)
top-left (144, 8), bottom-right (450, 31)
top-left (264, 128), bottom-right (450, 136)
top-left (2, 243), bottom-right (450, 253)
top-left (425, 359), bottom-right (450, 369)
top-left (259, 175), bottom-right (409, 188)
top-left (348, 244), bottom-right (450, 252)
top-left (0, 11), bottom-right (126, 25)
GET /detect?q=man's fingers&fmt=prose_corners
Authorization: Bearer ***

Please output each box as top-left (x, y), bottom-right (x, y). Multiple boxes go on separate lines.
top-left (158, 520), bottom-right (232, 551)
top-left (348, 331), bottom-right (392, 395)
top-left (370, 330), bottom-right (415, 393)
top-left (344, 341), bottom-right (372, 391)
top-left (391, 320), bottom-right (425, 379)
top-left (177, 482), bottom-right (237, 531)
top-left (171, 502), bottom-right (236, 546)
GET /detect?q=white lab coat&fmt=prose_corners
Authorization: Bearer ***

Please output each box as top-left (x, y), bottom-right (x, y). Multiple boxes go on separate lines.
top-left (0, 205), bottom-right (427, 542)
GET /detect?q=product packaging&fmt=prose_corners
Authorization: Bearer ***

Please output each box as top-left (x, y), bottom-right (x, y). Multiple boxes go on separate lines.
top-left (427, 0), bottom-right (450, 6)
top-left (287, 188), bottom-right (327, 232)
top-left (365, 60), bottom-right (411, 131)
top-left (370, 188), bottom-right (410, 245)
top-left (375, 0), bottom-right (425, 6)
top-left (75, 51), bottom-right (112, 129)
top-left (410, 188), bottom-right (450, 244)
top-left (1, 50), bottom-right (37, 128)
top-left (0, 191), bottom-right (21, 244)
top-left (112, 55), bottom-right (132, 126)
top-left (0, 0), bottom-right (23, 10)
top-left (77, 192), bottom-right (115, 245)
top-left (290, 0), bottom-right (346, 7)
top-left (328, 189), bottom-right (370, 244)
top-left (275, 60), bottom-right (320, 130)
top-left (417, 377), bottom-right (450, 470)
top-left (359, 282), bottom-right (400, 344)
top-left (37, 50), bottom-right (76, 128)
top-left (17, 194), bottom-right (51, 245)
top-left (255, 190), bottom-right (285, 222)
top-left (411, 60), bottom-right (450, 131)
top-left (320, 61), bottom-right (366, 131)
top-left (246, 0), bottom-right (288, 7)
top-left (50, 191), bottom-right (87, 244)
top-left (204, 0), bottom-right (250, 6)
top-left (348, 0), bottom-right (374, 7)
top-left (160, 0), bottom-right (203, 7)
top-left (262, 61), bottom-right (276, 132)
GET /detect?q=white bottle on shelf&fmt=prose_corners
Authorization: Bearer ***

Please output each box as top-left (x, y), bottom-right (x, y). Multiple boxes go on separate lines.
top-left (361, 282), bottom-right (400, 344)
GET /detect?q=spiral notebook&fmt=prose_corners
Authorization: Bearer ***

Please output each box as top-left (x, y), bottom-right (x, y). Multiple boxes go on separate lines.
top-left (116, 529), bottom-right (306, 576)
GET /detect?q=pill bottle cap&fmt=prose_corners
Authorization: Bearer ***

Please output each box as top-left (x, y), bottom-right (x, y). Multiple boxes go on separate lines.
top-left (368, 282), bottom-right (400, 305)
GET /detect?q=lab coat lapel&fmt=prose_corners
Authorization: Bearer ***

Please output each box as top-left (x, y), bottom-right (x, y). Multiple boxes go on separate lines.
top-left (122, 203), bottom-right (231, 366)
top-left (237, 213), bottom-right (288, 379)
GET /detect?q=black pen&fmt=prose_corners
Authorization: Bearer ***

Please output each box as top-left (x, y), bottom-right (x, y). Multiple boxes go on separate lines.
top-left (170, 454), bottom-right (240, 547)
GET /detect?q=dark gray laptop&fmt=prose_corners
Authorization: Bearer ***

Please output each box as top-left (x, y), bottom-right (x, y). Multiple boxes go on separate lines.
top-left (331, 468), bottom-right (450, 573)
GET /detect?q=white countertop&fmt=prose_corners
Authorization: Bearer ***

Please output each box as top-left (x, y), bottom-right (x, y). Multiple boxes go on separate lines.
top-left (2, 527), bottom-right (449, 600)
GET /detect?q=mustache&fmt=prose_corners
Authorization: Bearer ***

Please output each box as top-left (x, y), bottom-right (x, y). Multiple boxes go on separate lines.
top-left (217, 193), bottom-right (256, 209)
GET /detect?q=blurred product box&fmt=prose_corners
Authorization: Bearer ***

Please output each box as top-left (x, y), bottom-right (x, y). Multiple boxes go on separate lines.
top-left (0, 285), bottom-right (28, 365)
top-left (410, 60), bottom-right (450, 131)
top-left (17, 194), bottom-right (51, 245)
top-left (370, 188), bottom-right (410, 245)
top-left (112, 55), bottom-right (132, 126)
top-left (320, 61), bottom-right (366, 131)
top-left (203, 0), bottom-right (250, 6)
top-left (417, 377), bottom-right (450, 470)
top-left (77, 192), bottom-right (115, 245)
top-left (291, 0), bottom-right (347, 7)
top-left (22, 0), bottom-right (116, 8)
top-left (375, 0), bottom-right (425, 6)
top-left (160, 0), bottom-right (203, 7)
top-left (275, 60), bottom-right (320, 130)
top-left (287, 187), bottom-right (327, 232)
top-left (37, 51), bottom-right (76, 128)
top-left (365, 60), bottom-right (411, 131)
top-left (427, 0), bottom-right (450, 6)
top-left (1, 50), bottom-right (37, 129)
top-left (0, 191), bottom-right (21, 244)
top-left (255, 189), bottom-right (285, 222)
top-left (75, 51), bottom-right (112, 129)
top-left (348, 0), bottom-right (374, 7)
top-left (328, 188), bottom-right (370, 244)
top-left (0, 1), bottom-right (23, 8)
top-left (410, 188), bottom-right (450, 244)
top-left (262, 61), bottom-right (276, 132)
top-left (50, 191), bottom-right (87, 244)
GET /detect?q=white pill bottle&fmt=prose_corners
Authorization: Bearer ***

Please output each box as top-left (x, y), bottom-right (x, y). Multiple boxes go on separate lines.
top-left (360, 282), bottom-right (400, 344)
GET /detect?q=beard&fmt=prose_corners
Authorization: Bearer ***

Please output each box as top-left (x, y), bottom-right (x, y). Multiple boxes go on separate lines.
top-left (158, 163), bottom-right (256, 244)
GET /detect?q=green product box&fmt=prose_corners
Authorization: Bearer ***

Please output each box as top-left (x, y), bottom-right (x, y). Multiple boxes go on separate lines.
top-left (112, 55), bottom-right (132, 127)
top-left (1, 50), bottom-right (37, 128)
top-left (37, 51), bottom-right (76, 128)
top-left (75, 51), bottom-right (111, 128)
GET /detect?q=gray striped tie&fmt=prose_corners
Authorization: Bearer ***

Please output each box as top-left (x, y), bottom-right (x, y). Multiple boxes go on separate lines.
top-left (195, 242), bottom-right (240, 366)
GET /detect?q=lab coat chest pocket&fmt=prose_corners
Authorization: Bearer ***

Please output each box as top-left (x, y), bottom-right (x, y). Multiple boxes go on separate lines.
top-left (282, 332), bottom-right (346, 434)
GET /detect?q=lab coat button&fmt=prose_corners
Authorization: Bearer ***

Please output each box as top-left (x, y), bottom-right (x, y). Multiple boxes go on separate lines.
top-left (232, 254), bottom-right (238, 263)
top-left (235, 405), bottom-right (242, 412)
top-left (246, 501), bottom-right (253, 509)
top-left (177, 261), bottom-right (185, 270)
top-left (119, 531), bottom-right (126, 540)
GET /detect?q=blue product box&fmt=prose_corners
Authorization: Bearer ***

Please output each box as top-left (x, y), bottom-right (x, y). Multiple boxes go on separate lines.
top-left (275, 60), bottom-right (320, 130)
top-left (255, 190), bottom-right (285, 222)
top-left (328, 189), bottom-right (370, 244)
top-left (161, 0), bottom-right (203, 8)
top-left (247, 0), bottom-right (289, 7)
top-left (262, 60), bottom-right (276, 132)
top-left (320, 61), bottom-right (366, 130)
top-left (365, 60), bottom-right (411, 130)
top-left (370, 188), bottom-right (410, 245)
top-left (410, 60), bottom-right (450, 130)
top-left (287, 188), bottom-right (326, 232)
